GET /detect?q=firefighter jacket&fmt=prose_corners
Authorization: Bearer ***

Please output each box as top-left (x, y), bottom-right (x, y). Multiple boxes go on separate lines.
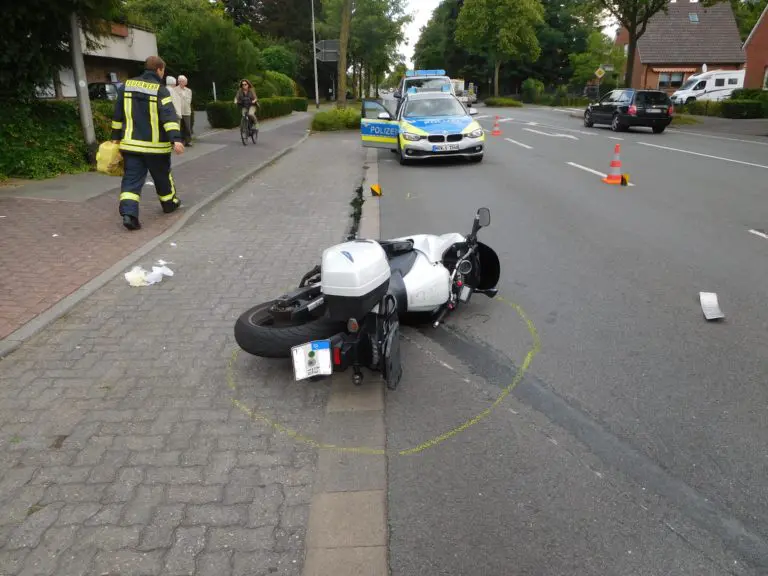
top-left (110, 71), bottom-right (182, 154)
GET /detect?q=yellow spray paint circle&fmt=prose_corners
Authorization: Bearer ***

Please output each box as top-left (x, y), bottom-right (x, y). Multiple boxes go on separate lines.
top-left (227, 295), bottom-right (540, 457)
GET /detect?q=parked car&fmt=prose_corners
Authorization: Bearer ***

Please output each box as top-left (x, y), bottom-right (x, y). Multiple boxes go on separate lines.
top-left (584, 89), bottom-right (673, 133)
top-left (670, 69), bottom-right (745, 105)
top-left (88, 82), bottom-right (120, 101)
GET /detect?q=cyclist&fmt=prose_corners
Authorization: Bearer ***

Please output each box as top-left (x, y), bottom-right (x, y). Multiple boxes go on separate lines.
top-left (234, 79), bottom-right (259, 133)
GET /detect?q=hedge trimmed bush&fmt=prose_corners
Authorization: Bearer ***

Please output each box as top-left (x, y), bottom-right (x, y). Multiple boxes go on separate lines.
top-left (484, 97), bottom-right (523, 107)
top-left (0, 100), bottom-right (114, 180)
top-left (206, 97), bottom-right (305, 128)
top-left (681, 100), bottom-right (723, 117)
top-left (311, 108), bottom-right (361, 131)
top-left (720, 100), bottom-right (764, 119)
top-left (264, 71), bottom-right (297, 97)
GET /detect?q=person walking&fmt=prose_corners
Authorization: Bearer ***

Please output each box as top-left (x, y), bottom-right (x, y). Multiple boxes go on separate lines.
top-left (111, 56), bottom-right (184, 231)
top-left (177, 75), bottom-right (193, 146)
top-left (165, 75), bottom-right (184, 125)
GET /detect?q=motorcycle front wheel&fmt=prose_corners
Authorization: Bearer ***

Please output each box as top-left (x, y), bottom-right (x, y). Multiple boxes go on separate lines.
top-left (234, 301), bottom-right (346, 358)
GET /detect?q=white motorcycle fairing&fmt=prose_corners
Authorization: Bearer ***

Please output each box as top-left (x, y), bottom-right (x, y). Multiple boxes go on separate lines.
top-left (388, 233), bottom-right (466, 313)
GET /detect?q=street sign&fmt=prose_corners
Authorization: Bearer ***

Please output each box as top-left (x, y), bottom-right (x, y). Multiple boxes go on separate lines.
top-left (316, 39), bottom-right (340, 62)
top-left (595, 67), bottom-right (606, 79)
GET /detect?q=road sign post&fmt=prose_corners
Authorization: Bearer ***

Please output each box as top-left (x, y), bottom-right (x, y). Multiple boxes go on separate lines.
top-left (595, 66), bottom-right (606, 97)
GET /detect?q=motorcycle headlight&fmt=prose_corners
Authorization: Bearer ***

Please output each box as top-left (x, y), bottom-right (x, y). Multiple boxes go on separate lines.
top-left (467, 128), bottom-right (484, 139)
top-left (402, 132), bottom-right (421, 141)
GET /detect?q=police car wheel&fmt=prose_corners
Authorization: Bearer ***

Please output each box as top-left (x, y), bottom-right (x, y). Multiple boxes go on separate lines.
top-left (398, 143), bottom-right (410, 166)
top-left (234, 301), bottom-right (345, 359)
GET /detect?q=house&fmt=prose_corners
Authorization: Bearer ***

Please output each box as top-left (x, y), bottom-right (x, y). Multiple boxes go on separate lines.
top-left (615, 1), bottom-right (745, 93)
top-left (743, 3), bottom-right (768, 89)
top-left (38, 22), bottom-right (158, 99)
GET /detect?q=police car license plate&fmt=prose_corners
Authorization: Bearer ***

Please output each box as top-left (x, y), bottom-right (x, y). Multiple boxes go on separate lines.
top-left (291, 340), bottom-right (333, 381)
top-left (433, 144), bottom-right (460, 152)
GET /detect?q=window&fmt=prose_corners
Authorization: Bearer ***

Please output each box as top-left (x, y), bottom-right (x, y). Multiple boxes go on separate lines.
top-left (715, 78), bottom-right (725, 87)
top-left (617, 90), bottom-right (633, 103)
top-left (728, 78), bottom-right (738, 85)
top-left (659, 72), bottom-right (684, 89)
top-left (635, 91), bottom-right (671, 106)
top-left (658, 73), bottom-right (671, 88)
top-left (689, 13), bottom-right (699, 23)
top-left (624, 44), bottom-right (629, 56)
top-left (763, 67), bottom-right (768, 90)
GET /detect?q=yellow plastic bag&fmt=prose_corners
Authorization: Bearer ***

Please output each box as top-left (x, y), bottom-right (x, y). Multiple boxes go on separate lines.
top-left (96, 141), bottom-right (124, 177)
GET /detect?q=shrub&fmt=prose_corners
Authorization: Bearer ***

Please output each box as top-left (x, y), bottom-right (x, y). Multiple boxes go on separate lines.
top-left (249, 76), bottom-right (280, 99)
top-left (264, 70), bottom-right (297, 97)
top-left (521, 78), bottom-right (545, 103)
top-left (720, 100), bottom-right (764, 119)
top-left (206, 97), bottom-right (299, 128)
top-left (290, 97), bottom-right (309, 112)
top-left (0, 100), bottom-right (115, 180)
top-left (731, 89), bottom-right (766, 101)
top-left (311, 108), bottom-right (361, 131)
top-left (551, 85), bottom-right (568, 106)
top-left (682, 100), bottom-right (723, 117)
top-left (484, 97), bottom-right (523, 107)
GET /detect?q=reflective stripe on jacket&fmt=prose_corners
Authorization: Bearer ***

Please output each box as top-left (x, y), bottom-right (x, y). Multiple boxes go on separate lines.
top-left (111, 71), bottom-right (182, 154)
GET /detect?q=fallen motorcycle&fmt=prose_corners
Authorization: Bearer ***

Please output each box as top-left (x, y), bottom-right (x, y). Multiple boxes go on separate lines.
top-left (234, 207), bottom-right (500, 390)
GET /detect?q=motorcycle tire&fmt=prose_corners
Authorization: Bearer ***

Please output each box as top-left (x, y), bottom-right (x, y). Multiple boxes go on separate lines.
top-left (234, 301), bottom-right (346, 358)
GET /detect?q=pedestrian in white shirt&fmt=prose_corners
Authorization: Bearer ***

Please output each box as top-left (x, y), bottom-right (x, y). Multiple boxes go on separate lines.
top-left (177, 75), bottom-right (193, 147)
top-left (165, 76), bottom-right (183, 122)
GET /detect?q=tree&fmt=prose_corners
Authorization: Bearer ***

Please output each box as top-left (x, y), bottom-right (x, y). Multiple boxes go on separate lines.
top-left (2, 0), bottom-right (123, 100)
top-left (455, 0), bottom-right (545, 97)
top-left (591, 0), bottom-right (667, 88)
top-left (569, 31), bottom-right (626, 89)
top-left (262, 45), bottom-right (298, 77)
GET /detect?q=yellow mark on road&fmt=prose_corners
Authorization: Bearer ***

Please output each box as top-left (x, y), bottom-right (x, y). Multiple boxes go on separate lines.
top-left (227, 295), bottom-right (540, 457)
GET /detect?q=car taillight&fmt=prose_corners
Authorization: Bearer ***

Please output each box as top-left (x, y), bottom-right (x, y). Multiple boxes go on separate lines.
top-left (668, 105), bottom-right (674, 116)
top-left (629, 104), bottom-right (637, 116)
top-left (333, 346), bottom-right (341, 366)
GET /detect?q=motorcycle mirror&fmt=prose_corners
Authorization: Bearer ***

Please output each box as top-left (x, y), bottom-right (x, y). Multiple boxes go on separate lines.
top-left (477, 207), bottom-right (490, 228)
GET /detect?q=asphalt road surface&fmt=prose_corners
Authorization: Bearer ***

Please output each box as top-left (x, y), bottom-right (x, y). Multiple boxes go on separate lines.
top-left (378, 105), bottom-right (768, 576)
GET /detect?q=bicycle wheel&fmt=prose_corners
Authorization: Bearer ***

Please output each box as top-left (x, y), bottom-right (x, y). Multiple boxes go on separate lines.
top-left (240, 116), bottom-right (248, 146)
top-left (250, 125), bottom-right (258, 144)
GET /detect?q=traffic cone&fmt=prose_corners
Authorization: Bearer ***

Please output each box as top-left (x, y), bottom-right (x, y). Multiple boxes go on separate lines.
top-left (491, 116), bottom-right (502, 136)
top-left (602, 144), bottom-right (623, 185)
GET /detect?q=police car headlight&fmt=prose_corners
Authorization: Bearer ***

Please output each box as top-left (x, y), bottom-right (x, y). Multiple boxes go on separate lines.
top-left (467, 129), bottom-right (484, 139)
top-left (402, 132), bottom-right (422, 141)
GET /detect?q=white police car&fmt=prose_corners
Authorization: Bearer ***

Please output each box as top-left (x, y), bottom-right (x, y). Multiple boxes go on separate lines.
top-left (361, 92), bottom-right (484, 165)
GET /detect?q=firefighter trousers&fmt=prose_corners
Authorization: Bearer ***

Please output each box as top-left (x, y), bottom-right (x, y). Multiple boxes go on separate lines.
top-left (118, 152), bottom-right (180, 218)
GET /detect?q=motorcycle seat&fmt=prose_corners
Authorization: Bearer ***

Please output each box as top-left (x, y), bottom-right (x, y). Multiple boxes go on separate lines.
top-left (378, 239), bottom-right (414, 258)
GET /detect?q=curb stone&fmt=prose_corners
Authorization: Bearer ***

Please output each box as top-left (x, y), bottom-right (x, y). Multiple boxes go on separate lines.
top-left (0, 130), bottom-right (311, 361)
top-left (303, 146), bottom-right (388, 576)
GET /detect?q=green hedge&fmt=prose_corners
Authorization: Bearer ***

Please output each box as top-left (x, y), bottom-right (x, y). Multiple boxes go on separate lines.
top-left (483, 97), bottom-right (523, 107)
top-left (0, 100), bottom-right (115, 180)
top-left (205, 97), bottom-right (306, 128)
top-left (311, 108), bottom-right (361, 131)
top-left (720, 100), bottom-right (765, 119)
top-left (680, 100), bottom-right (723, 117)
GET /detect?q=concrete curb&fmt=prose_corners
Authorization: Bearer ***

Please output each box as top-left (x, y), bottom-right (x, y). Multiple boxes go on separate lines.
top-left (303, 147), bottom-right (387, 576)
top-left (0, 130), bottom-right (311, 360)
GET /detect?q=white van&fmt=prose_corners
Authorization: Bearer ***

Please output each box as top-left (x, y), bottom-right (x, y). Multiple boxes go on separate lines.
top-left (671, 69), bottom-right (745, 105)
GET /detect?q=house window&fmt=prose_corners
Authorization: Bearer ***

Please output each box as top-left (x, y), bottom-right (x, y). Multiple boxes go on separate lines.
top-left (624, 44), bottom-right (628, 56)
top-left (658, 72), bottom-right (684, 89)
top-left (715, 78), bottom-right (725, 87)
top-left (689, 13), bottom-right (699, 23)
top-left (728, 78), bottom-right (738, 85)
top-left (763, 67), bottom-right (768, 90)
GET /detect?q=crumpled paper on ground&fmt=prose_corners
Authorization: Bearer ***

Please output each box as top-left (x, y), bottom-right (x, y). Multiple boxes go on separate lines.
top-left (125, 263), bottom-right (174, 287)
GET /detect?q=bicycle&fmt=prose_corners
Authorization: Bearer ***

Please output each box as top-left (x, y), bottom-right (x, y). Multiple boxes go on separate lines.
top-left (238, 100), bottom-right (259, 146)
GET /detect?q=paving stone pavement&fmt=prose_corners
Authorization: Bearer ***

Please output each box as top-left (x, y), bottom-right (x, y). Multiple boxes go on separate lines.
top-left (0, 132), bottom-right (365, 576)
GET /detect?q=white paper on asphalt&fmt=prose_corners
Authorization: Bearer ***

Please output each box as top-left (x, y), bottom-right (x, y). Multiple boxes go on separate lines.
top-left (700, 292), bottom-right (724, 321)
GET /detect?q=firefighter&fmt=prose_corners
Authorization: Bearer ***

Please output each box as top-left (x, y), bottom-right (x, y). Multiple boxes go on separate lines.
top-left (111, 56), bottom-right (184, 231)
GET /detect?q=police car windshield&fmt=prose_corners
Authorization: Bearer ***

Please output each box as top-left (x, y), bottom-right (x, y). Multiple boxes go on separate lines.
top-left (403, 98), bottom-right (466, 118)
top-left (405, 78), bottom-right (451, 92)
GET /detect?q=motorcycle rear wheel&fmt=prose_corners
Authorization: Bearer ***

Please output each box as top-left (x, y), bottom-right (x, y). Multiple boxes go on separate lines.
top-left (234, 301), bottom-right (345, 358)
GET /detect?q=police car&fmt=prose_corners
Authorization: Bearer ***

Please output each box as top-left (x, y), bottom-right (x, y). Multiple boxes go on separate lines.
top-left (361, 92), bottom-right (484, 165)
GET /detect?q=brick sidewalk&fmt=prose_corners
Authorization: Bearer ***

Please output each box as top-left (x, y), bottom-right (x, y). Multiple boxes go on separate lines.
top-left (0, 114), bottom-right (311, 342)
top-left (0, 132), bottom-right (364, 576)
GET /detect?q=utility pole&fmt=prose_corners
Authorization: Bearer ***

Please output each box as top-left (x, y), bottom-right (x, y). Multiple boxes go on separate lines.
top-left (70, 13), bottom-right (97, 162)
top-left (310, 0), bottom-right (320, 110)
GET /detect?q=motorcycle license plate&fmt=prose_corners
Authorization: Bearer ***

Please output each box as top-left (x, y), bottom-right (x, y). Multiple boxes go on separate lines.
top-left (433, 144), bottom-right (460, 152)
top-left (291, 340), bottom-right (333, 381)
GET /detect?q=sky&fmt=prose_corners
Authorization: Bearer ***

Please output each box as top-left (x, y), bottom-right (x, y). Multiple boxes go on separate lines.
top-left (402, 0), bottom-right (442, 66)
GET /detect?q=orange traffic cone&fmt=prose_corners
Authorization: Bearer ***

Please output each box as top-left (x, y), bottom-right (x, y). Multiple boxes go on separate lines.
top-left (491, 116), bottom-right (502, 136)
top-left (602, 144), bottom-right (623, 185)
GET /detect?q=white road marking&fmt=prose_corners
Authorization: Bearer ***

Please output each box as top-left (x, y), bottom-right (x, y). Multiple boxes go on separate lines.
top-left (748, 229), bottom-right (768, 240)
top-left (607, 136), bottom-right (624, 141)
top-left (527, 122), bottom-right (539, 126)
top-left (475, 115), bottom-right (490, 120)
top-left (504, 138), bottom-right (533, 149)
top-left (566, 161), bottom-right (636, 186)
top-left (638, 142), bottom-right (768, 169)
top-left (667, 129), bottom-right (768, 147)
top-left (498, 117), bottom-right (514, 123)
top-left (523, 128), bottom-right (578, 140)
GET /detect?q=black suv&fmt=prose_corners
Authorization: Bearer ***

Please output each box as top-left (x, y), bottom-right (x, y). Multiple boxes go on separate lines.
top-left (584, 89), bottom-right (673, 134)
